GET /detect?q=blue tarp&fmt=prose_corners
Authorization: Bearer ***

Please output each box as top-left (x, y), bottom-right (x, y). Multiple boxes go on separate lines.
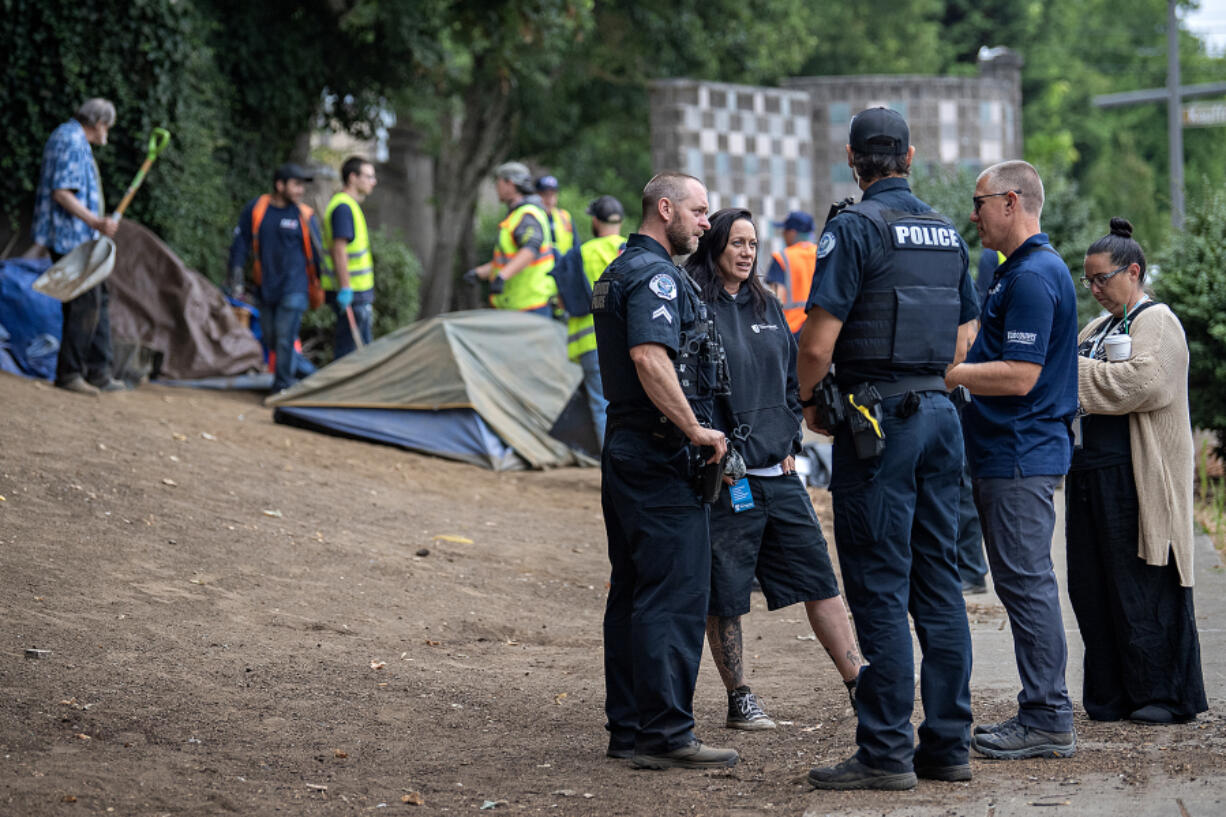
top-left (0, 258), bottom-right (60, 379)
top-left (273, 405), bottom-right (521, 470)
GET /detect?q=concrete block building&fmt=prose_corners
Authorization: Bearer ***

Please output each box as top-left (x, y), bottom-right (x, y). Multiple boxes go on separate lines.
top-left (649, 48), bottom-right (1023, 253)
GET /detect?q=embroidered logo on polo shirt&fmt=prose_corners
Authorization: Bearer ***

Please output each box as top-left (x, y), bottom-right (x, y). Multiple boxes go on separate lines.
top-left (648, 273), bottom-right (677, 300)
top-left (1007, 330), bottom-right (1038, 345)
top-left (751, 323), bottom-right (779, 333)
top-left (817, 232), bottom-right (836, 258)
top-left (651, 305), bottom-right (673, 324)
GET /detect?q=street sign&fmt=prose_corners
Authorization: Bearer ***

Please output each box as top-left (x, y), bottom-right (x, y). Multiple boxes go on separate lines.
top-left (1183, 101), bottom-right (1226, 127)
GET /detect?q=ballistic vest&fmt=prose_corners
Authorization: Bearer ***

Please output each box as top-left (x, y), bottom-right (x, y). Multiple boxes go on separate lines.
top-left (567, 233), bottom-right (623, 361)
top-left (491, 202), bottom-right (556, 311)
top-left (832, 199), bottom-right (963, 369)
top-left (771, 240), bottom-right (817, 333)
top-left (321, 192), bottom-right (373, 293)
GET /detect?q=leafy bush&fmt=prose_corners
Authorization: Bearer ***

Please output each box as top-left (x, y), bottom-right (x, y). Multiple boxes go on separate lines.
top-left (299, 227), bottom-right (422, 364)
top-left (1153, 186), bottom-right (1226, 459)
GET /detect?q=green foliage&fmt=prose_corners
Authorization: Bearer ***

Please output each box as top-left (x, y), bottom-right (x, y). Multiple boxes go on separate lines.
top-left (1153, 184), bottom-right (1226, 456)
top-left (299, 227), bottom-right (422, 364)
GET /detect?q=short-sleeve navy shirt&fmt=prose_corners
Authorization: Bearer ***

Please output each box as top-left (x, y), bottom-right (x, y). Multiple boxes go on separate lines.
top-left (806, 177), bottom-right (979, 384)
top-left (593, 233), bottom-right (701, 426)
top-left (961, 233), bottom-right (1079, 478)
top-left (330, 201), bottom-right (356, 242)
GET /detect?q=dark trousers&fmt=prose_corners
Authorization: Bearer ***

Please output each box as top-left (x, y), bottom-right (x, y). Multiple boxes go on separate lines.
top-left (331, 301), bottom-right (373, 360)
top-left (55, 273), bottom-right (113, 386)
top-left (261, 291), bottom-right (309, 392)
top-left (1066, 463), bottom-right (1207, 721)
top-left (974, 473), bottom-right (1074, 732)
top-left (601, 427), bottom-right (710, 754)
top-left (830, 392), bottom-right (972, 772)
top-left (956, 455), bottom-right (987, 584)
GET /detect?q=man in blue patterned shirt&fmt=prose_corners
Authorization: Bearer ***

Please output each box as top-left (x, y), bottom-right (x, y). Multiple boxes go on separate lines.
top-left (33, 98), bottom-right (124, 395)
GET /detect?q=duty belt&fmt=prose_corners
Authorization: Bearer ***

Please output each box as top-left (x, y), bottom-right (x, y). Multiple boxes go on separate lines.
top-left (868, 374), bottom-right (948, 400)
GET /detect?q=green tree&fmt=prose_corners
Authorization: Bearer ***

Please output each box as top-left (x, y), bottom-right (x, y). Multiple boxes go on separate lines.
top-left (1153, 183), bottom-right (1226, 456)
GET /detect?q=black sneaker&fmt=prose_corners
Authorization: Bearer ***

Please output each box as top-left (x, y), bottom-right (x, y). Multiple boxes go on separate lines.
top-left (808, 756), bottom-right (917, 790)
top-left (915, 763), bottom-right (972, 781)
top-left (971, 719), bottom-right (1075, 759)
top-left (727, 688), bottom-right (776, 730)
top-left (632, 739), bottom-right (739, 769)
top-left (962, 579), bottom-right (988, 595)
top-left (973, 715), bottom-right (1018, 736)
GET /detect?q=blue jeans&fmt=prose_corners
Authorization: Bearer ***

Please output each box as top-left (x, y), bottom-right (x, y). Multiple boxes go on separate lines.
top-left (973, 473), bottom-right (1073, 732)
top-left (261, 291), bottom-right (308, 392)
top-left (830, 391), bottom-right (973, 772)
top-left (332, 301), bottom-right (373, 360)
top-left (578, 349), bottom-right (608, 449)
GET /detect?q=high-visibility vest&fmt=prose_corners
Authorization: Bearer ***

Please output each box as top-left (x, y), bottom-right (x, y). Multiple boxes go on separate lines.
top-left (491, 202), bottom-right (556, 311)
top-left (567, 233), bottom-right (623, 361)
top-left (772, 240), bottom-right (818, 334)
top-left (250, 194), bottom-right (323, 309)
top-left (321, 192), bottom-right (374, 293)
top-left (549, 207), bottom-right (575, 256)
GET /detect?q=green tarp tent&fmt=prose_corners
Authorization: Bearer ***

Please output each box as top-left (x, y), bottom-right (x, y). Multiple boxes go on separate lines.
top-left (266, 310), bottom-right (593, 470)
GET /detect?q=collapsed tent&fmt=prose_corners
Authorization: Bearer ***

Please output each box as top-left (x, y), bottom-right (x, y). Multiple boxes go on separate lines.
top-left (107, 220), bottom-right (263, 380)
top-left (267, 310), bottom-right (594, 470)
top-left (0, 221), bottom-right (263, 383)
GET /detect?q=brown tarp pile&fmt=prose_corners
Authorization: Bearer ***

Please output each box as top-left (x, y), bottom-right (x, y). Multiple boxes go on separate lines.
top-left (108, 220), bottom-right (263, 380)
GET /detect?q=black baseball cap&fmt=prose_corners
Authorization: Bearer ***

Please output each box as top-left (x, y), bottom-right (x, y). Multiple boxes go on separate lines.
top-left (586, 195), bottom-right (624, 223)
top-left (274, 162), bottom-right (314, 183)
top-left (849, 107), bottom-right (909, 155)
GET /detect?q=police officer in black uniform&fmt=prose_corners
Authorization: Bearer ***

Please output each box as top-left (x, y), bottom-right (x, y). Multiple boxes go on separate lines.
top-left (593, 171), bottom-right (739, 770)
top-left (796, 108), bottom-right (980, 790)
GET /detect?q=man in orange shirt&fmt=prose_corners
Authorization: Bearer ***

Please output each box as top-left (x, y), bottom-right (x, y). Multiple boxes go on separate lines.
top-left (765, 211), bottom-right (817, 336)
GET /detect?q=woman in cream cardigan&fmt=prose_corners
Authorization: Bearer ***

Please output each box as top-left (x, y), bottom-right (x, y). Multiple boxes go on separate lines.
top-left (1066, 217), bottom-right (1207, 724)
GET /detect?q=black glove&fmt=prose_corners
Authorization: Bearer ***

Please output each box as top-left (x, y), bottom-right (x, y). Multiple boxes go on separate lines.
top-left (228, 266), bottom-right (245, 298)
top-left (488, 275), bottom-right (505, 294)
top-left (462, 268), bottom-right (481, 286)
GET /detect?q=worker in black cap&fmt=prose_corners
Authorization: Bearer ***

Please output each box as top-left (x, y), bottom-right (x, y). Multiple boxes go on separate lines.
top-left (228, 162), bottom-right (327, 392)
top-left (795, 107), bottom-right (980, 790)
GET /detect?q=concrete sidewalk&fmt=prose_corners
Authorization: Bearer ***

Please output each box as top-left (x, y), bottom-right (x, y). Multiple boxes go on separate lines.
top-left (959, 492), bottom-right (1226, 816)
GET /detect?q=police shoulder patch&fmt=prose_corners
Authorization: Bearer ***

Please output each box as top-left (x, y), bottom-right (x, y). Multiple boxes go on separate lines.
top-left (648, 273), bottom-right (677, 300)
top-left (817, 232), bottom-right (837, 259)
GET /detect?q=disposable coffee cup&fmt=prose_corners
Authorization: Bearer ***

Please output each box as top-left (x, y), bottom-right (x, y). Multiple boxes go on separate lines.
top-left (1104, 334), bottom-right (1132, 361)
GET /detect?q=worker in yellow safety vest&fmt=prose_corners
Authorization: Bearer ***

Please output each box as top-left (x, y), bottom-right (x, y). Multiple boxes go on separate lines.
top-left (322, 155), bottom-right (378, 359)
top-left (549, 195), bottom-right (625, 450)
top-left (466, 162), bottom-right (556, 314)
top-left (535, 174), bottom-right (575, 258)
top-left (765, 210), bottom-right (818, 336)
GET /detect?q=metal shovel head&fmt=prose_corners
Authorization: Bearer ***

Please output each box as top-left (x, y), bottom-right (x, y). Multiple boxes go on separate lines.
top-left (32, 237), bottom-right (117, 301)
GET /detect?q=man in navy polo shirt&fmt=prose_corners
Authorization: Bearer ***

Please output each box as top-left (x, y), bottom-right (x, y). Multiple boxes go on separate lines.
top-left (946, 160), bottom-right (1079, 760)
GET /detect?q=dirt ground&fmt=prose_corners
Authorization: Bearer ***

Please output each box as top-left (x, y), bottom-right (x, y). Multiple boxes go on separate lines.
top-left (2, 374), bottom-right (1223, 816)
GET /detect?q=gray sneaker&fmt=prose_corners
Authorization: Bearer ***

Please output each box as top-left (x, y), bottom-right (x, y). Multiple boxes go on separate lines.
top-left (808, 756), bottom-right (917, 790)
top-left (726, 688), bottom-right (776, 730)
top-left (57, 375), bottom-right (100, 396)
top-left (973, 714), bottom-right (1018, 736)
top-left (632, 739), bottom-right (739, 770)
top-left (971, 719), bottom-right (1075, 759)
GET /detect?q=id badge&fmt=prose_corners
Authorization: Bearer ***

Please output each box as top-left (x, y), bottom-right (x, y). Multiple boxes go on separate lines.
top-left (729, 477), bottom-right (755, 513)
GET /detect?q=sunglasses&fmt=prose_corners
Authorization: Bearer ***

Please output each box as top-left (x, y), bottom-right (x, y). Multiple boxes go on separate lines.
top-left (972, 189), bottom-right (1022, 214)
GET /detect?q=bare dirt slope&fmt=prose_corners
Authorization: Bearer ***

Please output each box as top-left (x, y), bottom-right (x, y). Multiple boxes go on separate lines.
top-left (1, 373), bottom-right (1223, 816)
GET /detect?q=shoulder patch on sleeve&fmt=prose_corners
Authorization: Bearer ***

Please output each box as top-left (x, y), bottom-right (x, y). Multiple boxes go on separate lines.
top-left (817, 232), bottom-right (837, 259)
top-left (648, 273), bottom-right (677, 300)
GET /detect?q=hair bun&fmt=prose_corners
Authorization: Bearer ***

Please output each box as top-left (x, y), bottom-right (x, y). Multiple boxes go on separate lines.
top-left (1109, 217), bottom-right (1133, 239)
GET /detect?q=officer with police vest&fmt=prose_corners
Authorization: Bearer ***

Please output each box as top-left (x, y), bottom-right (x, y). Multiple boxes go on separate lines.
top-left (593, 171), bottom-right (738, 770)
top-left (323, 155), bottom-right (377, 359)
top-left (467, 162), bottom-right (556, 315)
top-left (550, 195), bottom-right (626, 450)
top-left (765, 210), bottom-right (818, 336)
top-left (796, 108), bottom-right (980, 790)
